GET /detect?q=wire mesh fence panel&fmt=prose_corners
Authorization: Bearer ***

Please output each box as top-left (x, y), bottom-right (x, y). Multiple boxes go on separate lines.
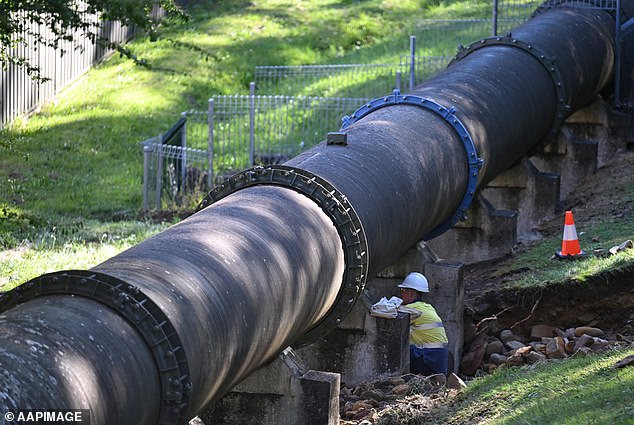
top-left (142, 0), bottom-right (626, 210)
top-left (394, 55), bottom-right (454, 91)
top-left (497, 0), bottom-right (543, 33)
top-left (538, 0), bottom-right (618, 9)
top-left (410, 19), bottom-right (494, 57)
top-left (176, 95), bottom-right (368, 187)
top-left (209, 96), bottom-right (253, 181)
top-left (494, 0), bottom-right (615, 34)
top-left (182, 98), bottom-right (252, 183)
top-left (254, 63), bottom-right (409, 98)
top-left (252, 96), bottom-right (368, 164)
top-left (143, 142), bottom-right (211, 210)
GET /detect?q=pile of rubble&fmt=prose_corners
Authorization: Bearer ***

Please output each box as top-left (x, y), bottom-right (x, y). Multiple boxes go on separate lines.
top-left (460, 321), bottom-right (634, 375)
top-left (338, 319), bottom-right (634, 423)
top-left (339, 372), bottom-right (466, 423)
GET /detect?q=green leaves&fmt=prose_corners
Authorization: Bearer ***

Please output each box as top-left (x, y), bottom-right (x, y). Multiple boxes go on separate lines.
top-left (1, 0), bottom-right (188, 81)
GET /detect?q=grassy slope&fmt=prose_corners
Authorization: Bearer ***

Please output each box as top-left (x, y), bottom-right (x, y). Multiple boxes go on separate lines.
top-left (382, 346), bottom-right (634, 425)
top-left (0, 0), bottom-right (633, 423)
top-left (457, 347), bottom-right (634, 424)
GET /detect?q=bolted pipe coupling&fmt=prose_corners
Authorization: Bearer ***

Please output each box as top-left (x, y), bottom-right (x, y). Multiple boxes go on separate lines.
top-left (340, 89), bottom-right (484, 239)
top-left (0, 270), bottom-right (192, 425)
top-left (198, 165), bottom-right (368, 346)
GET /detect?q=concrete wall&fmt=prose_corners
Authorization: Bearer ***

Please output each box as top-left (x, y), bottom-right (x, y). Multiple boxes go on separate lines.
top-left (199, 348), bottom-right (340, 425)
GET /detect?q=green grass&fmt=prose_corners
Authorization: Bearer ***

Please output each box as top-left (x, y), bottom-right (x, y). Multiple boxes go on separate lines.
top-left (1, 1), bottom-right (633, 423)
top-left (437, 347), bottom-right (634, 424)
top-left (0, 217), bottom-right (173, 290)
top-left (375, 347), bottom-right (634, 424)
top-left (1, 0), bottom-right (632, 289)
top-left (485, 179), bottom-right (634, 291)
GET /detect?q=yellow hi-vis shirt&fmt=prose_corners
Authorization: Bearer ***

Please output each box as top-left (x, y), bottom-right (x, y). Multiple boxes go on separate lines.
top-left (401, 301), bottom-right (448, 347)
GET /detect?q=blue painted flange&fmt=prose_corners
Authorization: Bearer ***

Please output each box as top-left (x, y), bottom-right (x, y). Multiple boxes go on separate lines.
top-left (340, 89), bottom-right (484, 240)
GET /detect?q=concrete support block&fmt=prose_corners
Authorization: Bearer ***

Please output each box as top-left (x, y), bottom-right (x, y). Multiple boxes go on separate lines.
top-left (482, 158), bottom-right (560, 241)
top-left (563, 98), bottom-right (631, 166)
top-left (532, 127), bottom-right (598, 201)
top-left (296, 301), bottom-right (410, 387)
top-left (533, 98), bottom-right (631, 203)
top-left (427, 195), bottom-right (517, 264)
top-left (200, 348), bottom-right (340, 425)
top-left (423, 260), bottom-right (464, 374)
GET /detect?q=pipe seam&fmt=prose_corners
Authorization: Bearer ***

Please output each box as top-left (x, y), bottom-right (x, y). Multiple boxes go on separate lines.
top-left (451, 35), bottom-right (570, 145)
top-left (198, 165), bottom-right (368, 346)
top-left (339, 89), bottom-right (484, 239)
top-left (0, 270), bottom-right (192, 425)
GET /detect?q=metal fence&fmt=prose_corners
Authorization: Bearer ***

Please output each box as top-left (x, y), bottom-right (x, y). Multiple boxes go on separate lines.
top-left (253, 0), bottom-right (540, 97)
top-left (0, 7), bottom-right (162, 129)
top-left (142, 141), bottom-right (211, 211)
top-left (141, 115), bottom-right (212, 210)
top-left (254, 63), bottom-right (409, 98)
top-left (143, 87), bottom-right (368, 208)
top-left (251, 0), bottom-right (621, 97)
top-left (208, 89), bottom-right (367, 175)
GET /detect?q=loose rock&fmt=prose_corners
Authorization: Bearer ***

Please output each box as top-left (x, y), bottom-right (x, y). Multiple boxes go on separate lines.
top-left (574, 326), bottom-right (605, 338)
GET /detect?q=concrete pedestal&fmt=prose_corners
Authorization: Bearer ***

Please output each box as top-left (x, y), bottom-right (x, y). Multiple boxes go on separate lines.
top-left (425, 98), bottom-right (631, 265)
top-left (296, 299), bottom-right (410, 387)
top-left (199, 348), bottom-right (340, 425)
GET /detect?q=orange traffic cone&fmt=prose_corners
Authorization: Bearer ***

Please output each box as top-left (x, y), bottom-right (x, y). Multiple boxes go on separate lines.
top-left (556, 210), bottom-right (585, 259)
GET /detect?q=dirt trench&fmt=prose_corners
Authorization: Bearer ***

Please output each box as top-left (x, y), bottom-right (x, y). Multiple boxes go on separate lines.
top-left (464, 267), bottom-right (634, 340)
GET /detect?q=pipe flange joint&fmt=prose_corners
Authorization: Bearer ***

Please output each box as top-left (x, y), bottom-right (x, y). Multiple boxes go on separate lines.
top-left (0, 270), bottom-right (192, 425)
top-left (339, 89), bottom-right (483, 239)
top-left (198, 165), bottom-right (368, 346)
top-left (451, 35), bottom-right (570, 142)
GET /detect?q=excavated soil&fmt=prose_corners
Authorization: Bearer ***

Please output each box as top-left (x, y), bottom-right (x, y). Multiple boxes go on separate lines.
top-left (463, 148), bottom-right (634, 338)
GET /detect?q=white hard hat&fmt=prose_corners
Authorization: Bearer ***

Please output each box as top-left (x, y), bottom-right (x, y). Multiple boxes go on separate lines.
top-left (397, 272), bottom-right (429, 293)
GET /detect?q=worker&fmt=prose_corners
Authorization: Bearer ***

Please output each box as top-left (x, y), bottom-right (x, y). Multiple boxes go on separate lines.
top-left (397, 271), bottom-right (449, 375)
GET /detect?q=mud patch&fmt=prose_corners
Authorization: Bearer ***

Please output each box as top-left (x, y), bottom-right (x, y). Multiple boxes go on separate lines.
top-left (465, 268), bottom-right (634, 339)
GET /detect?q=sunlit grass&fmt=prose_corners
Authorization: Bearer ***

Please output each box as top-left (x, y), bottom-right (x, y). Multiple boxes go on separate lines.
top-left (1, 2), bottom-right (633, 424)
top-left (0, 218), bottom-right (173, 291)
top-left (375, 347), bottom-right (634, 424)
top-left (483, 175), bottom-right (634, 291)
top-left (437, 347), bottom-right (634, 424)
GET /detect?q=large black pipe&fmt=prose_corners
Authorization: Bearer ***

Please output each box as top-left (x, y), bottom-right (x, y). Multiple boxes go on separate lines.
top-left (0, 5), bottom-right (624, 424)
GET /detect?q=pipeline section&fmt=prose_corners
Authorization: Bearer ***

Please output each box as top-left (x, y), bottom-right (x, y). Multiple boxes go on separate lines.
top-left (0, 5), bottom-right (624, 424)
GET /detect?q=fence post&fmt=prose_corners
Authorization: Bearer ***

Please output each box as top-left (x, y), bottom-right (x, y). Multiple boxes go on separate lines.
top-left (155, 136), bottom-right (163, 210)
top-left (249, 82), bottom-right (256, 166)
top-left (143, 144), bottom-right (151, 211)
top-left (395, 71), bottom-right (402, 92)
top-left (492, 0), bottom-right (499, 36)
top-left (180, 111), bottom-right (187, 193)
top-left (208, 98), bottom-right (214, 189)
top-left (409, 36), bottom-right (416, 91)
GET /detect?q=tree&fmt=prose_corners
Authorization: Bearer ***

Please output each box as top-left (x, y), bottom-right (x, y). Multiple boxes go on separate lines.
top-left (0, 0), bottom-right (188, 81)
